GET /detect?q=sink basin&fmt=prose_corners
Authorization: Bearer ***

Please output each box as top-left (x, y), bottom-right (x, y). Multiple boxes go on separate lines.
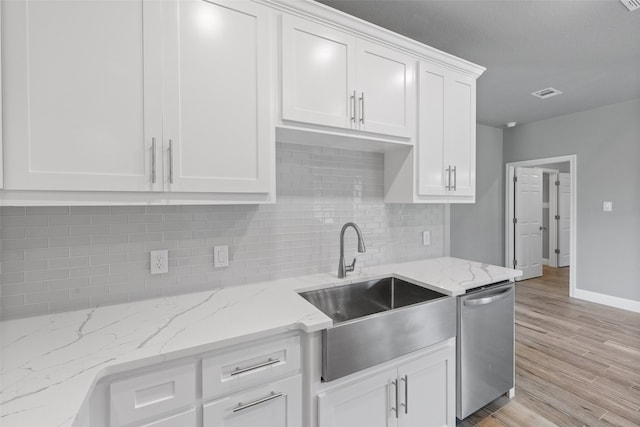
top-left (299, 277), bottom-right (455, 381)
top-left (299, 277), bottom-right (446, 323)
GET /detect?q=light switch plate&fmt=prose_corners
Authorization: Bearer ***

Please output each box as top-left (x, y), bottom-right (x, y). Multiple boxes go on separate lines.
top-left (603, 201), bottom-right (613, 212)
top-left (214, 245), bottom-right (229, 268)
top-left (422, 231), bottom-right (431, 246)
top-left (150, 250), bottom-right (168, 274)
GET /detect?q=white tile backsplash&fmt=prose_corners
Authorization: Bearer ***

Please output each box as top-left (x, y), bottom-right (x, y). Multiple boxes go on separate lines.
top-left (0, 143), bottom-right (446, 319)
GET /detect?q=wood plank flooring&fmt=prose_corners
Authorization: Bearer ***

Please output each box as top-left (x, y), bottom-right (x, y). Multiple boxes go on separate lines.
top-left (459, 266), bottom-right (640, 427)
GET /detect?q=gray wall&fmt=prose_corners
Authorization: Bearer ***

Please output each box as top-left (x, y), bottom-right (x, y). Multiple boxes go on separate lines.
top-left (450, 124), bottom-right (504, 266)
top-left (504, 98), bottom-right (640, 302)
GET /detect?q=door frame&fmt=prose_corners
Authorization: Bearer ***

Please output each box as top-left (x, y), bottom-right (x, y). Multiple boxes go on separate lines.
top-left (541, 169), bottom-right (560, 268)
top-left (505, 155), bottom-right (577, 297)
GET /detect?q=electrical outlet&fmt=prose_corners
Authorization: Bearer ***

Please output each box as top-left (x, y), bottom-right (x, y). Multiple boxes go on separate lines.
top-left (603, 201), bottom-right (613, 212)
top-left (214, 245), bottom-right (229, 268)
top-left (150, 250), bottom-right (168, 274)
top-left (422, 231), bottom-right (431, 246)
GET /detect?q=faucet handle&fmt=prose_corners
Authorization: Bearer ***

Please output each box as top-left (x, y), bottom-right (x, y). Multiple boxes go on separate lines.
top-left (346, 258), bottom-right (357, 273)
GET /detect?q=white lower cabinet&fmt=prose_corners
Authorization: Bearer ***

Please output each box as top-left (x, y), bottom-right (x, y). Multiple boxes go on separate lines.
top-left (317, 340), bottom-right (455, 427)
top-left (139, 410), bottom-right (197, 427)
top-left (109, 363), bottom-right (196, 427)
top-left (318, 369), bottom-right (397, 427)
top-left (204, 374), bottom-right (302, 427)
top-left (398, 344), bottom-right (455, 427)
top-left (90, 333), bottom-right (301, 427)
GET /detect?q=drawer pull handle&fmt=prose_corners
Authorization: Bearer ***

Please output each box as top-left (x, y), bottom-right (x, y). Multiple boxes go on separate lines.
top-left (233, 391), bottom-right (283, 413)
top-left (230, 358), bottom-right (280, 376)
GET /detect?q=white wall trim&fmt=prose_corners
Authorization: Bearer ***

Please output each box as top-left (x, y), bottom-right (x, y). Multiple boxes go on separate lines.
top-left (573, 289), bottom-right (640, 314)
top-left (542, 258), bottom-right (550, 266)
top-left (505, 155), bottom-right (577, 298)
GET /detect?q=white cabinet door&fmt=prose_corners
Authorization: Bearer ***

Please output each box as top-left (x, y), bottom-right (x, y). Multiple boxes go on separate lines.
top-left (445, 74), bottom-right (476, 198)
top-left (281, 15), bottom-right (356, 130)
top-left (138, 410), bottom-right (196, 427)
top-left (416, 61), bottom-right (476, 202)
top-left (203, 375), bottom-right (301, 427)
top-left (417, 63), bottom-right (447, 197)
top-left (162, 0), bottom-right (272, 193)
top-left (356, 40), bottom-right (415, 138)
top-left (2, 0), bottom-right (163, 192)
top-left (318, 369), bottom-right (398, 427)
top-left (110, 363), bottom-right (196, 427)
top-left (397, 344), bottom-right (456, 427)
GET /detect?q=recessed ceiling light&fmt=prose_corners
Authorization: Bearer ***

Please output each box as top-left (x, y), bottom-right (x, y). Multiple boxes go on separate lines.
top-left (506, 122), bottom-right (517, 128)
top-left (531, 87), bottom-right (563, 100)
top-left (620, 0), bottom-right (640, 11)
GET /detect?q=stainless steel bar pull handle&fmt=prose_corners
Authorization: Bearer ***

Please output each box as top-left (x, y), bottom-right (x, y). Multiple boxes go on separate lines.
top-left (401, 375), bottom-right (408, 414)
top-left (464, 288), bottom-right (513, 307)
top-left (391, 380), bottom-right (399, 418)
top-left (168, 139), bottom-right (174, 184)
top-left (350, 90), bottom-right (356, 123)
top-left (359, 92), bottom-right (365, 124)
top-left (452, 166), bottom-right (457, 191)
top-left (151, 138), bottom-right (157, 184)
top-left (232, 391), bottom-right (283, 413)
top-left (230, 358), bottom-right (280, 376)
top-left (445, 166), bottom-right (451, 190)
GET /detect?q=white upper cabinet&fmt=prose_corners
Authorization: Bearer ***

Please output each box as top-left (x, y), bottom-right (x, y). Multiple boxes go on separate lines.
top-left (2, 0), bottom-right (163, 192)
top-left (386, 60), bottom-right (480, 204)
top-left (417, 62), bottom-right (476, 202)
top-left (162, 0), bottom-right (272, 194)
top-left (281, 15), bottom-right (415, 140)
top-left (356, 40), bottom-right (415, 138)
top-left (1, 0), bottom-right (274, 203)
top-left (281, 15), bottom-right (356, 130)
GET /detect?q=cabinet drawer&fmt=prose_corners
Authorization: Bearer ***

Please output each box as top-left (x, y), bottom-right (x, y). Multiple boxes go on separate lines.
top-left (203, 335), bottom-right (300, 400)
top-left (110, 363), bottom-right (196, 427)
top-left (203, 375), bottom-right (301, 427)
top-left (138, 409), bottom-right (196, 427)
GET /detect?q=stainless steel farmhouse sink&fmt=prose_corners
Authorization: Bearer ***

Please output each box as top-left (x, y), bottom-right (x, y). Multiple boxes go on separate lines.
top-left (299, 277), bottom-right (455, 381)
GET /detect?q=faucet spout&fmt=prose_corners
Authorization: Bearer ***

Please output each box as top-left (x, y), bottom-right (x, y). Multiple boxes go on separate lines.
top-left (338, 222), bottom-right (366, 278)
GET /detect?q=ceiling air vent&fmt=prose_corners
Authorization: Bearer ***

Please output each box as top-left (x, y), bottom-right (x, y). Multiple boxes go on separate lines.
top-left (531, 87), bottom-right (563, 100)
top-left (620, 0), bottom-right (640, 11)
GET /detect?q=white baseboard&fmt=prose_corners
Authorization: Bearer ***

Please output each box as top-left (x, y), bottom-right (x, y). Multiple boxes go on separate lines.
top-left (542, 258), bottom-right (549, 266)
top-left (573, 289), bottom-right (640, 313)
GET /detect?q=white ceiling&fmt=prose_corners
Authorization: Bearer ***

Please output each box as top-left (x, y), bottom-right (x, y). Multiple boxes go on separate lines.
top-left (317, 0), bottom-right (640, 128)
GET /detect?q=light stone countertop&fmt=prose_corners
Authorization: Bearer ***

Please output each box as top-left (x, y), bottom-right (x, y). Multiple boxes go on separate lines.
top-left (0, 257), bottom-right (521, 427)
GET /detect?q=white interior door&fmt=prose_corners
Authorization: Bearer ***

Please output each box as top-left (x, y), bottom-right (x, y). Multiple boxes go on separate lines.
top-left (514, 167), bottom-right (543, 280)
top-left (558, 173), bottom-right (571, 267)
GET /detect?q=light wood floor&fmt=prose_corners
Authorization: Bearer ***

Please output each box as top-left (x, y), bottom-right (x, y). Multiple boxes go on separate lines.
top-left (459, 265), bottom-right (640, 427)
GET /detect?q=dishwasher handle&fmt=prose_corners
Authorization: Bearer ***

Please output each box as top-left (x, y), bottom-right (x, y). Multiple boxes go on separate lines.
top-left (463, 287), bottom-right (513, 307)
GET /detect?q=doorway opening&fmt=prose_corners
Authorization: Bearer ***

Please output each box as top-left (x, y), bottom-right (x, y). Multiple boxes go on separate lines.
top-left (505, 155), bottom-right (577, 297)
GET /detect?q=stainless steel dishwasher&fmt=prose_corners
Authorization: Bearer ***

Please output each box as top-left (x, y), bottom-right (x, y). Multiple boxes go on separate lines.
top-left (457, 280), bottom-right (515, 419)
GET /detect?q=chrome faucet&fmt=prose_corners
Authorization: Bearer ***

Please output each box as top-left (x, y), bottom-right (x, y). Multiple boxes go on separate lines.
top-left (338, 222), bottom-right (366, 278)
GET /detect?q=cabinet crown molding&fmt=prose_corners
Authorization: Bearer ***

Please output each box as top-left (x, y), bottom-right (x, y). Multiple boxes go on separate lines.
top-left (262, 0), bottom-right (486, 79)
